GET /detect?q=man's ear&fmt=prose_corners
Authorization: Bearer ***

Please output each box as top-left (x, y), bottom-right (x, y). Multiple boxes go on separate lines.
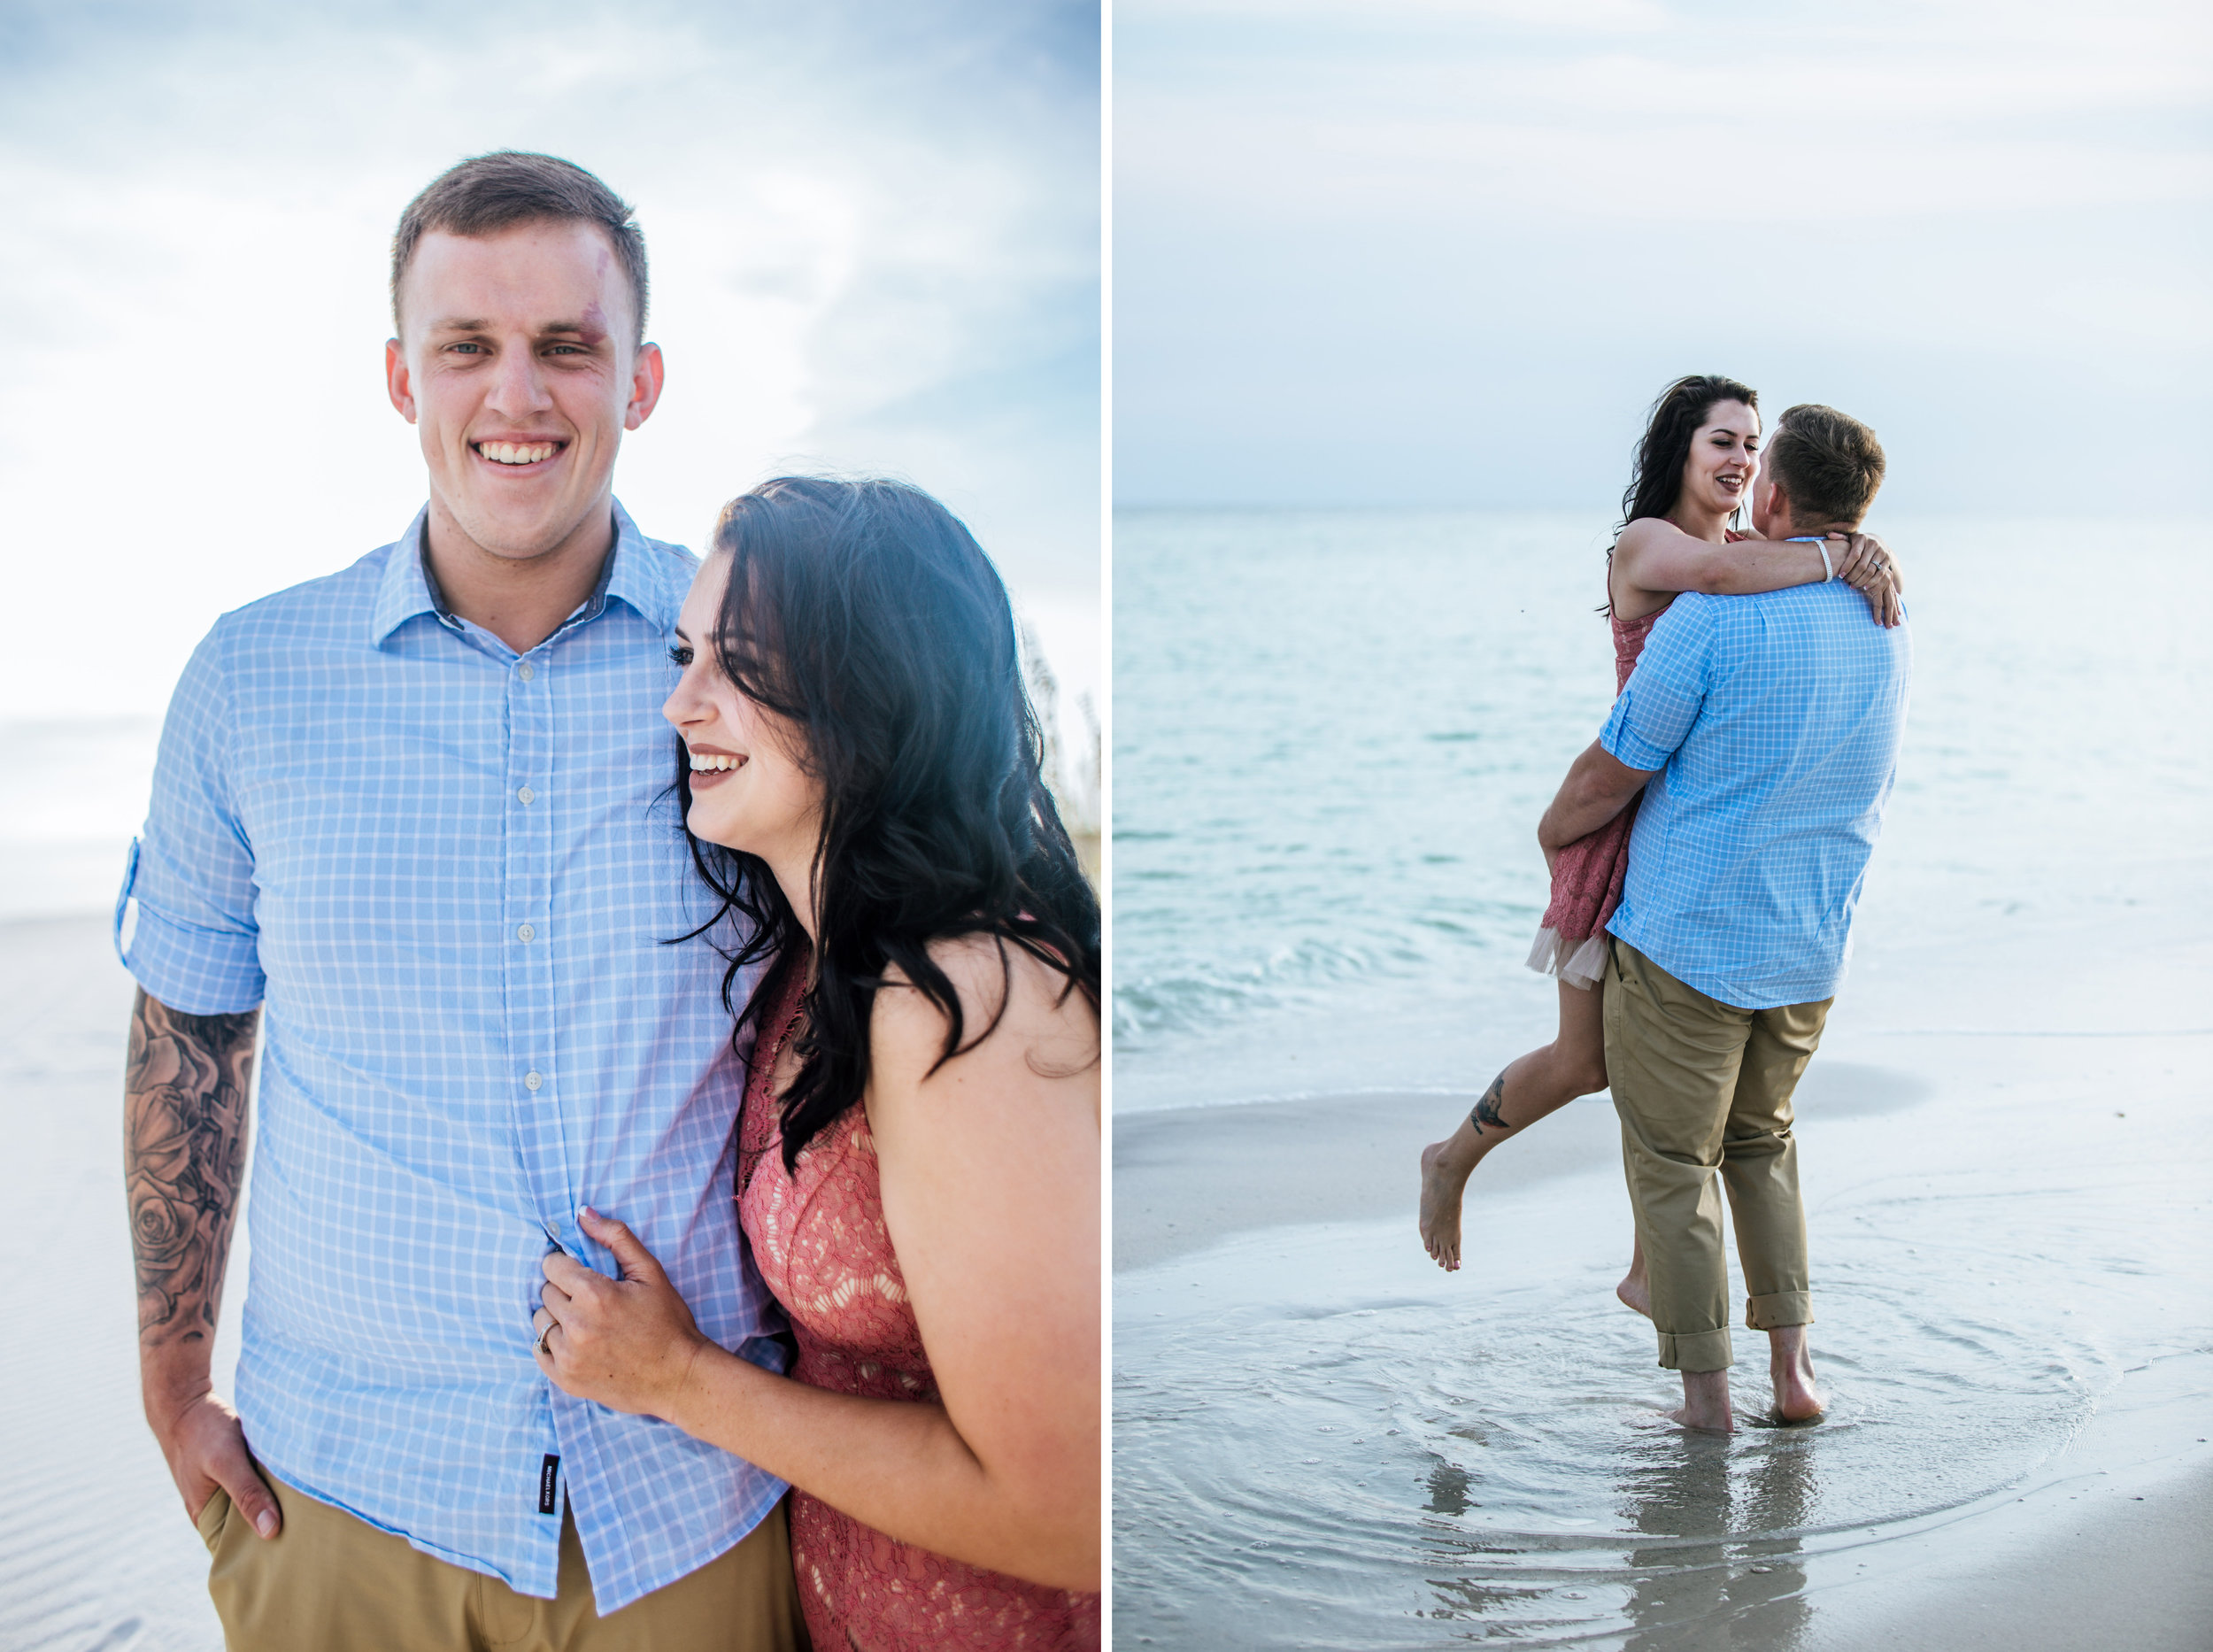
top-left (624, 342), bottom-right (666, 432)
top-left (386, 338), bottom-right (416, 423)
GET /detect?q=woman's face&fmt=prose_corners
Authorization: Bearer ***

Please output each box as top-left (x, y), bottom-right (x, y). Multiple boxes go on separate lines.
top-left (662, 553), bottom-right (825, 873)
top-left (1676, 398), bottom-right (1761, 521)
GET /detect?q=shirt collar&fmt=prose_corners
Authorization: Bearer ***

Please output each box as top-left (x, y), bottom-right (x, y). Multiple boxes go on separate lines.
top-left (370, 498), bottom-right (671, 649)
top-left (599, 498), bottom-right (678, 630)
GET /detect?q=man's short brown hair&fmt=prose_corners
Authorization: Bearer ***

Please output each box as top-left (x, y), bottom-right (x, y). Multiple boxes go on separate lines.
top-left (390, 151), bottom-right (648, 344)
top-left (1766, 404), bottom-right (1885, 527)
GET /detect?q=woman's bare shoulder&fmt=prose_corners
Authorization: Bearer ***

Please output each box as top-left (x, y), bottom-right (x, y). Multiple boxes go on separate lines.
top-left (871, 934), bottom-right (1098, 1090)
top-left (1615, 515), bottom-right (1670, 547)
top-left (1609, 517), bottom-right (1679, 614)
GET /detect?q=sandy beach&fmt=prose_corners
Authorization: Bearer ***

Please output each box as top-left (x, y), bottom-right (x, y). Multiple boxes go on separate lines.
top-left (2, 915), bottom-right (241, 1650)
top-left (1113, 918), bottom-right (2213, 1648)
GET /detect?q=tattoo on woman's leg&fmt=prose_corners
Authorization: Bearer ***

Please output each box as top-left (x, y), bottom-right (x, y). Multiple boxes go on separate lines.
top-left (1470, 1069), bottom-right (1508, 1136)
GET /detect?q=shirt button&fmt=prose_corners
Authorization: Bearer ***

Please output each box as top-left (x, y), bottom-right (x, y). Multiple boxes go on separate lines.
top-left (518, 662), bottom-right (535, 682)
top-left (517, 786), bottom-right (536, 806)
top-left (524, 1071), bottom-right (543, 1092)
top-left (517, 923), bottom-right (536, 943)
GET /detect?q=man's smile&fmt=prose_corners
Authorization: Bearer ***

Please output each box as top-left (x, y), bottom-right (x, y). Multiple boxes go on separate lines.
top-left (472, 437), bottom-right (567, 469)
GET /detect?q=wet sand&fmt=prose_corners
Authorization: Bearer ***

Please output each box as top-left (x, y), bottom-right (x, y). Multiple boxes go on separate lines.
top-left (1113, 1061), bottom-right (1932, 1273)
top-left (1114, 1007), bottom-right (2213, 1648)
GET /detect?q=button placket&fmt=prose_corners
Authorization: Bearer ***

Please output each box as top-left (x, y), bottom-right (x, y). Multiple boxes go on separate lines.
top-left (505, 655), bottom-right (556, 1178)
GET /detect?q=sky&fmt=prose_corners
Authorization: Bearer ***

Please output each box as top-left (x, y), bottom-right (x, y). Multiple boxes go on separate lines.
top-left (1114, 0), bottom-right (2212, 512)
top-left (0, 0), bottom-right (1099, 723)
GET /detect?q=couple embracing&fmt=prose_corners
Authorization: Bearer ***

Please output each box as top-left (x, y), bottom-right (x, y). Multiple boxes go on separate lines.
top-left (1420, 374), bottom-right (1911, 1431)
top-left (121, 151), bottom-right (1099, 1651)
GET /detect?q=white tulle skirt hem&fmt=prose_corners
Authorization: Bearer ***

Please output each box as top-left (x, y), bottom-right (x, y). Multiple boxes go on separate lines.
top-left (1524, 925), bottom-right (1608, 991)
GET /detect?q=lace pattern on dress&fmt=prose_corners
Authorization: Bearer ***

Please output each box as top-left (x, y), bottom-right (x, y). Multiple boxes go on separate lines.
top-left (1525, 596), bottom-right (1669, 989)
top-left (736, 969), bottom-right (1100, 1652)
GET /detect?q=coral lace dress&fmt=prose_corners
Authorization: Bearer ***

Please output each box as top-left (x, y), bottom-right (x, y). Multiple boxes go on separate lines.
top-left (736, 968), bottom-right (1101, 1652)
top-left (1522, 561), bottom-right (1701, 989)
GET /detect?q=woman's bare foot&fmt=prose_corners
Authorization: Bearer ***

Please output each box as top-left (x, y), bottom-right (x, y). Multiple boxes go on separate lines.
top-left (1767, 1324), bottom-right (1823, 1423)
top-left (1665, 1367), bottom-right (1733, 1433)
top-left (1419, 1029), bottom-right (1606, 1271)
top-left (1615, 1239), bottom-right (1651, 1319)
top-left (1418, 1129), bottom-right (1481, 1270)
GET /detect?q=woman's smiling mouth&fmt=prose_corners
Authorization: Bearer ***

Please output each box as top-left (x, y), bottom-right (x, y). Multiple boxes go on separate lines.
top-left (688, 747), bottom-right (747, 788)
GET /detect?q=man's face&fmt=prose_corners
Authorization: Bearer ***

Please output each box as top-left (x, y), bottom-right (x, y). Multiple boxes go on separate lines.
top-left (1749, 422), bottom-right (1791, 536)
top-left (386, 220), bottom-right (661, 562)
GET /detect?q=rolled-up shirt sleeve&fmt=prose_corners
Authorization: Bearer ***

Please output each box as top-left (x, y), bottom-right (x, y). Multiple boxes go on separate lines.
top-left (1601, 594), bottom-right (1717, 773)
top-left (117, 622), bottom-right (266, 1014)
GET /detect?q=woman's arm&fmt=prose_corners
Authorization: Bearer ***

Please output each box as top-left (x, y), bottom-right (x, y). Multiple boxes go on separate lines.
top-left (535, 942), bottom-right (1100, 1592)
top-left (1614, 517), bottom-right (1903, 626)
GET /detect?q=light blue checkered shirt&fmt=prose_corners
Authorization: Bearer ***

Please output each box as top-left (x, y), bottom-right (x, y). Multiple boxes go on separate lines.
top-left (116, 501), bottom-right (788, 1611)
top-left (1600, 581), bottom-right (1911, 1008)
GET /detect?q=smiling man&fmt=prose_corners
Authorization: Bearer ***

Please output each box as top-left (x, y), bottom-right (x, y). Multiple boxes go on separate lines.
top-left (118, 152), bottom-right (806, 1649)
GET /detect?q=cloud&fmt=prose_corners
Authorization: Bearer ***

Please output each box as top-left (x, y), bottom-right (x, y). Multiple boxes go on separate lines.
top-left (1114, 0), bottom-right (2212, 508)
top-left (1121, 0), bottom-right (1669, 27)
top-left (0, 0), bottom-right (1099, 717)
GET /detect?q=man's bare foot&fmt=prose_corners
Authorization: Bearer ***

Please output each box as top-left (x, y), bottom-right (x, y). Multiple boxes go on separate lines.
top-left (1665, 1367), bottom-right (1733, 1433)
top-left (1417, 1133), bottom-right (1478, 1270)
top-left (1767, 1324), bottom-right (1823, 1423)
top-left (1615, 1240), bottom-right (1651, 1320)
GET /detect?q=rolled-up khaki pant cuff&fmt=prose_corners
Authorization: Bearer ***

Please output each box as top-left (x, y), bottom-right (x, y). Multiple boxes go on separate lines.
top-left (1655, 1327), bottom-right (1732, 1372)
top-left (1746, 1291), bottom-right (1812, 1330)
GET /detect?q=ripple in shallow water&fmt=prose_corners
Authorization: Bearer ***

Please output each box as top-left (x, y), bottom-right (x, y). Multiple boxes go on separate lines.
top-left (1114, 1197), bottom-right (2110, 1649)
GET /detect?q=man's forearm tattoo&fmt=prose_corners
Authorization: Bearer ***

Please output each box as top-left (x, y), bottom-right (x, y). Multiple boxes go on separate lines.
top-left (1469, 1069), bottom-right (1509, 1137)
top-left (125, 989), bottom-right (258, 1343)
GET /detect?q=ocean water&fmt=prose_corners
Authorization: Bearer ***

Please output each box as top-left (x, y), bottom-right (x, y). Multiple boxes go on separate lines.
top-left (1113, 1041), bottom-right (2213, 1648)
top-left (1110, 510), bottom-right (2211, 1109)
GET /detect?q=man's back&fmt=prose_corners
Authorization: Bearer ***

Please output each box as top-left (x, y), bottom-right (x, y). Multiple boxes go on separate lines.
top-left (1601, 580), bottom-right (1911, 1009)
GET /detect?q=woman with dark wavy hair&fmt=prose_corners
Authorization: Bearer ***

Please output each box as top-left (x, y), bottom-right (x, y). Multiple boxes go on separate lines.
top-left (1416, 375), bottom-right (1902, 1290)
top-left (529, 477), bottom-right (1100, 1650)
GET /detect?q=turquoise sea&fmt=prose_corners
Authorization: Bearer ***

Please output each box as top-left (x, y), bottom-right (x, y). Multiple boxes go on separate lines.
top-left (1110, 509), bottom-right (2209, 1110)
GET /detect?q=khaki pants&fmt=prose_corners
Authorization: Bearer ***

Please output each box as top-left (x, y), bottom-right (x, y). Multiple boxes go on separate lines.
top-left (1602, 938), bottom-right (1831, 1373)
top-left (197, 1466), bottom-right (808, 1652)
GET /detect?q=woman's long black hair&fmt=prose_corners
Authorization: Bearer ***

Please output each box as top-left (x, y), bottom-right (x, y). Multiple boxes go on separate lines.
top-left (1617, 374), bottom-right (1760, 535)
top-left (675, 476), bottom-right (1101, 1172)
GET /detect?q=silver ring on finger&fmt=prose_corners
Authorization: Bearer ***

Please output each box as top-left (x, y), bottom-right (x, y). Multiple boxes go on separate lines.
top-left (536, 1319), bottom-right (556, 1356)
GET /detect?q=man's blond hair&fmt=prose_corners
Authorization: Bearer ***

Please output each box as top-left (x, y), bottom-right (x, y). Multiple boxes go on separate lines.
top-left (1768, 405), bottom-right (1885, 526)
top-left (390, 151), bottom-right (648, 344)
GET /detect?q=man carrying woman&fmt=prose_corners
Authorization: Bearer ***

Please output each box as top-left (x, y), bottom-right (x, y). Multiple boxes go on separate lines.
top-left (1418, 379), bottom-right (1909, 1429)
